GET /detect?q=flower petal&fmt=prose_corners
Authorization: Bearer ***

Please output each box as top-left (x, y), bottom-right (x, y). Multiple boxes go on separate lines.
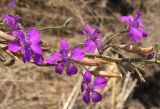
top-left (84, 40), bottom-right (96, 53)
top-left (140, 28), bottom-right (148, 37)
top-left (129, 26), bottom-right (143, 42)
top-left (28, 28), bottom-right (41, 42)
top-left (85, 23), bottom-right (95, 34)
top-left (31, 42), bottom-right (42, 54)
top-left (12, 30), bottom-right (25, 41)
top-left (71, 47), bottom-right (84, 61)
top-left (95, 40), bottom-right (103, 51)
top-left (91, 28), bottom-right (100, 41)
top-left (82, 28), bottom-right (88, 36)
top-left (60, 39), bottom-right (69, 51)
top-left (8, 40), bottom-right (21, 52)
top-left (83, 91), bottom-right (90, 104)
top-left (45, 51), bottom-right (61, 64)
top-left (66, 63), bottom-right (78, 76)
top-left (33, 53), bottom-right (44, 64)
top-left (84, 70), bottom-right (91, 84)
top-left (55, 63), bottom-right (64, 74)
top-left (120, 15), bottom-right (134, 24)
top-left (81, 81), bottom-right (85, 92)
top-left (28, 29), bottom-right (42, 54)
top-left (134, 11), bottom-right (143, 27)
top-left (91, 91), bottom-right (102, 103)
top-left (22, 48), bottom-right (31, 63)
top-left (94, 77), bottom-right (108, 90)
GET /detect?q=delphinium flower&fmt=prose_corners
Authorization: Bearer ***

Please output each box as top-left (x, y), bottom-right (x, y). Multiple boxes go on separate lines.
top-left (2, 14), bottom-right (23, 33)
top-left (46, 39), bottom-right (84, 76)
top-left (8, 28), bottom-right (44, 64)
top-left (120, 11), bottom-right (148, 42)
top-left (82, 23), bottom-right (103, 53)
top-left (81, 70), bottom-right (108, 104)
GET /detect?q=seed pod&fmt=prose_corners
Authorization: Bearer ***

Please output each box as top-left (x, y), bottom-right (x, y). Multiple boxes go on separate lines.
top-left (114, 44), bottom-right (153, 54)
top-left (93, 71), bottom-right (122, 78)
top-left (0, 31), bottom-right (15, 41)
top-left (73, 57), bottom-right (112, 66)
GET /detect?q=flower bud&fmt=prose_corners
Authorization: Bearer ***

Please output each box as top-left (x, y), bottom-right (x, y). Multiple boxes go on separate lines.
top-left (147, 53), bottom-right (155, 59)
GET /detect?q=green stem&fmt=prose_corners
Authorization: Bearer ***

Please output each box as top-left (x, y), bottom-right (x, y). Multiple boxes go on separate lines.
top-left (100, 44), bottom-right (116, 54)
top-left (38, 18), bottom-right (72, 31)
top-left (0, 19), bottom-right (6, 25)
top-left (38, 26), bottom-right (65, 31)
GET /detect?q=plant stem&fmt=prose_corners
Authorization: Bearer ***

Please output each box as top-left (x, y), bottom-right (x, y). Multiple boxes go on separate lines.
top-left (103, 30), bottom-right (128, 46)
top-left (85, 53), bottom-right (160, 64)
top-left (38, 26), bottom-right (65, 31)
top-left (38, 18), bottom-right (72, 31)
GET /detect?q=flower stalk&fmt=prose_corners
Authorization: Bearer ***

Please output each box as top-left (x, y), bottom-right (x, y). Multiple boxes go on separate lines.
top-left (0, 10), bottom-right (157, 104)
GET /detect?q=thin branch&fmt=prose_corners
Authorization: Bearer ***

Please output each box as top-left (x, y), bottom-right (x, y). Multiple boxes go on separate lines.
top-left (38, 18), bottom-right (72, 31)
top-left (103, 30), bottom-right (128, 46)
top-left (86, 53), bottom-right (160, 64)
top-left (100, 44), bottom-right (114, 54)
top-left (69, 43), bottom-right (84, 51)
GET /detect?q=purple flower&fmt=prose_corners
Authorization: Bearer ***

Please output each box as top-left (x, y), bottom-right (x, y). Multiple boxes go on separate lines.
top-left (147, 52), bottom-right (155, 59)
top-left (8, 28), bottom-right (43, 64)
top-left (120, 11), bottom-right (148, 42)
top-left (81, 70), bottom-right (108, 104)
top-left (2, 14), bottom-right (23, 33)
top-left (82, 23), bottom-right (103, 53)
top-left (8, 0), bottom-right (16, 9)
top-left (46, 39), bottom-right (84, 76)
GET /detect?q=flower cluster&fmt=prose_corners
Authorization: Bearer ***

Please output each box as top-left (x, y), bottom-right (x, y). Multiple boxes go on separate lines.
top-left (0, 8), bottom-right (149, 104)
top-left (3, 14), bottom-right (43, 64)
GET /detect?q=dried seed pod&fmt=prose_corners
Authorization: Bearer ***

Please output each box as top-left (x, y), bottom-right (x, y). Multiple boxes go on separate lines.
top-left (93, 71), bottom-right (122, 78)
top-left (94, 58), bottom-right (112, 64)
top-left (73, 57), bottom-right (112, 66)
top-left (73, 58), bottom-right (100, 66)
top-left (0, 31), bottom-right (15, 41)
top-left (114, 44), bottom-right (153, 54)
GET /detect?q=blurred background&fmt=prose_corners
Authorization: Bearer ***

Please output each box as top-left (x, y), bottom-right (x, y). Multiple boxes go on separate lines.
top-left (0, 0), bottom-right (160, 109)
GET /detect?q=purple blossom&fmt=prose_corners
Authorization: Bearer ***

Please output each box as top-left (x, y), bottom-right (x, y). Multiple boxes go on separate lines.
top-left (81, 70), bottom-right (108, 104)
top-left (147, 52), bottom-right (155, 59)
top-left (8, 0), bottom-right (16, 9)
top-left (82, 23), bottom-right (103, 53)
top-left (120, 11), bottom-right (148, 42)
top-left (2, 14), bottom-right (23, 33)
top-left (46, 39), bottom-right (84, 76)
top-left (8, 29), bottom-right (43, 64)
